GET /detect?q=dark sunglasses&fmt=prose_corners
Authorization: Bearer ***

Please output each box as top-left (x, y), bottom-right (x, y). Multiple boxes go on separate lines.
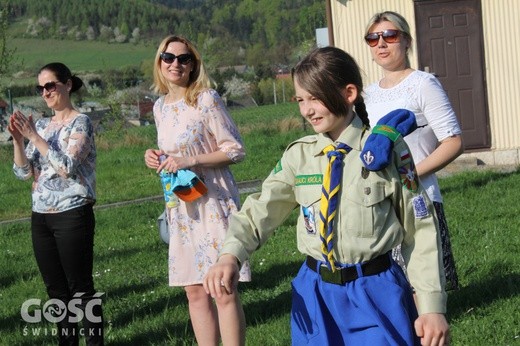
top-left (364, 29), bottom-right (401, 47)
top-left (160, 52), bottom-right (194, 65)
top-left (35, 81), bottom-right (60, 95)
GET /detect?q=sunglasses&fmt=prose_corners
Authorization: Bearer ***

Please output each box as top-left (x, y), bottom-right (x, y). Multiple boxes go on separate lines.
top-left (364, 29), bottom-right (401, 47)
top-left (160, 52), bottom-right (194, 65)
top-left (35, 81), bottom-right (60, 95)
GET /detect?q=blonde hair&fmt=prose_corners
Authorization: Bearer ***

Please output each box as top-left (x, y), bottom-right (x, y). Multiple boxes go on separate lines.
top-left (152, 35), bottom-right (211, 107)
top-left (365, 11), bottom-right (413, 67)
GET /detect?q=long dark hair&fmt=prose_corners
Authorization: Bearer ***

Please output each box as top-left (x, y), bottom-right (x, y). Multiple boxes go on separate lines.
top-left (291, 46), bottom-right (370, 127)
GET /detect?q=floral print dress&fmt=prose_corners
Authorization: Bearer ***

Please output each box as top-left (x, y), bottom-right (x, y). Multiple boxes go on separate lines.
top-left (154, 89), bottom-right (251, 286)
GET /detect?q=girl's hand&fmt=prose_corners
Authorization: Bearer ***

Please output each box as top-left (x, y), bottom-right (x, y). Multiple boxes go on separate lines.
top-left (415, 313), bottom-right (450, 346)
top-left (203, 254), bottom-right (240, 298)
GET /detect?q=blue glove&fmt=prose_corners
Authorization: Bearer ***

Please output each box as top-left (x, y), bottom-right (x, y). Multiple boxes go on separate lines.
top-left (360, 109), bottom-right (417, 171)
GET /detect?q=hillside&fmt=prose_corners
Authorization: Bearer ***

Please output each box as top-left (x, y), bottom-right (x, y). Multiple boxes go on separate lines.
top-left (4, 0), bottom-right (326, 70)
top-left (0, 1), bottom-right (316, 111)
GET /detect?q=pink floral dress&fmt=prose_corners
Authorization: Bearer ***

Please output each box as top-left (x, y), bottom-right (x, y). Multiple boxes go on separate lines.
top-left (154, 89), bottom-right (251, 286)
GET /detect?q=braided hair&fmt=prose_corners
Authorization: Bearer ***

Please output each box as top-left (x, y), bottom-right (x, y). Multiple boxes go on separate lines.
top-left (355, 95), bottom-right (370, 128)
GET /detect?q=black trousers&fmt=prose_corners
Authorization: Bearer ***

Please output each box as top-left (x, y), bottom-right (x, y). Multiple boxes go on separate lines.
top-left (32, 204), bottom-right (104, 346)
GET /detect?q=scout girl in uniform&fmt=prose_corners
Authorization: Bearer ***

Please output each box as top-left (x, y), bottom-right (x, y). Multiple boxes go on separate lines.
top-left (203, 47), bottom-right (449, 346)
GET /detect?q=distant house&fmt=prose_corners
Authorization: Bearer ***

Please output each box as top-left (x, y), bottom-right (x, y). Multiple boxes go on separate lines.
top-left (217, 65), bottom-right (249, 75)
top-left (325, 0), bottom-right (520, 166)
top-left (0, 98), bottom-right (7, 115)
top-left (275, 73), bottom-right (291, 80)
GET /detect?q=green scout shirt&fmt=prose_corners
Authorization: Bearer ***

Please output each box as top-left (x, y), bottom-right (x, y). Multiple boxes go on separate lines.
top-left (221, 116), bottom-right (447, 315)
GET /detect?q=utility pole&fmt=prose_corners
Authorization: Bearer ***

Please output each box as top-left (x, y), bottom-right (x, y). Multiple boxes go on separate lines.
top-left (8, 88), bottom-right (13, 113)
top-left (282, 80), bottom-right (286, 103)
top-left (273, 81), bottom-right (277, 105)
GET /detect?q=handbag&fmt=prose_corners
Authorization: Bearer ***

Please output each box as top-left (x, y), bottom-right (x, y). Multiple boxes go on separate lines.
top-left (157, 209), bottom-right (169, 244)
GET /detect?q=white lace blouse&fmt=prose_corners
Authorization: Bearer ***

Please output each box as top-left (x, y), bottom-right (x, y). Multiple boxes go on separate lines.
top-left (364, 70), bottom-right (461, 203)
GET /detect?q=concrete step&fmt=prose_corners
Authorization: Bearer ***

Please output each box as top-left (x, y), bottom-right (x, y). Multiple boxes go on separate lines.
top-left (438, 155), bottom-right (518, 177)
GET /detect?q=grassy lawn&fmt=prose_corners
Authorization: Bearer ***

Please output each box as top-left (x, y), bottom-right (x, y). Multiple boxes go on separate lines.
top-left (9, 38), bottom-right (155, 75)
top-left (2, 35), bottom-right (156, 89)
top-left (0, 103), bottom-right (519, 345)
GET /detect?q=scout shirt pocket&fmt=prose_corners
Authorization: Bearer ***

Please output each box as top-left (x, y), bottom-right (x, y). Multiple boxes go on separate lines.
top-left (343, 181), bottom-right (388, 238)
top-left (294, 179), bottom-right (322, 236)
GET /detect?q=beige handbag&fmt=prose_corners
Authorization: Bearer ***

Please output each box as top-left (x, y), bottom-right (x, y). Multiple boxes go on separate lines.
top-left (157, 209), bottom-right (169, 244)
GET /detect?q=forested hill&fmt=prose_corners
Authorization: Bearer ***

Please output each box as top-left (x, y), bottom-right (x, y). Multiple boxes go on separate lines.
top-left (5, 0), bottom-right (326, 68)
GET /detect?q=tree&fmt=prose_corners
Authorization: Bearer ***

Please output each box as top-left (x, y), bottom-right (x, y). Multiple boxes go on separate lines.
top-left (0, 2), bottom-right (14, 80)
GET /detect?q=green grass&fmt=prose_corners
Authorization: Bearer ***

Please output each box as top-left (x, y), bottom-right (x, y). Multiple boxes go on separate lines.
top-left (1, 104), bottom-right (519, 345)
top-left (436, 170), bottom-right (520, 345)
top-left (9, 38), bottom-right (155, 75)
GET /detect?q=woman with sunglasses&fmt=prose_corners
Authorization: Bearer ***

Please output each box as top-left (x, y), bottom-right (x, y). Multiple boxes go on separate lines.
top-left (8, 62), bottom-right (103, 345)
top-left (363, 11), bottom-right (463, 292)
top-left (144, 35), bottom-right (250, 346)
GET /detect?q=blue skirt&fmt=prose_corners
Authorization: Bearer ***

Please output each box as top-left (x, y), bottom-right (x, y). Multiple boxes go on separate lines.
top-left (291, 258), bottom-right (419, 345)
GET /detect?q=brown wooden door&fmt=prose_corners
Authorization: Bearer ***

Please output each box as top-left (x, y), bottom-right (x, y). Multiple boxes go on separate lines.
top-left (414, 0), bottom-right (490, 150)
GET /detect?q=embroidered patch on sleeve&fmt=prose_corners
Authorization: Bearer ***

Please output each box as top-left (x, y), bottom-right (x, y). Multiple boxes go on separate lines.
top-left (398, 162), bottom-right (418, 192)
top-left (272, 160), bottom-right (282, 174)
top-left (412, 195), bottom-right (429, 218)
top-left (400, 149), bottom-right (411, 161)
